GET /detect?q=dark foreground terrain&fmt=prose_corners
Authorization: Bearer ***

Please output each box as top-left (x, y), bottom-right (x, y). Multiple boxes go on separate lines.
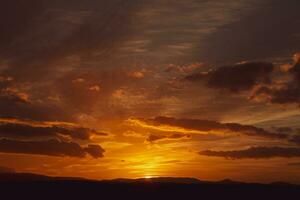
top-left (0, 173), bottom-right (300, 200)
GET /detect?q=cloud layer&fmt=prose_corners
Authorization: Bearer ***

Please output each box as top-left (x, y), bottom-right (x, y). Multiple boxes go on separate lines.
top-left (146, 116), bottom-right (286, 139)
top-left (199, 146), bottom-right (300, 159)
top-left (0, 139), bottom-right (104, 158)
top-left (186, 62), bottom-right (274, 92)
top-left (0, 119), bottom-right (106, 158)
top-left (0, 120), bottom-right (107, 140)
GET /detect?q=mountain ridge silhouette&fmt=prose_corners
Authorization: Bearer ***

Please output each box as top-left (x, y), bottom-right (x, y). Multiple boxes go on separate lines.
top-left (1, 172), bottom-right (300, 199)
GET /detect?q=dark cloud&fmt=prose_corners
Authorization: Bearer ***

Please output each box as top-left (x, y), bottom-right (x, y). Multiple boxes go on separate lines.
top-left (0, 83), bottom-right (82, 122)
top-left (149, 116), bottom-right (286, 139)
top-left (84, 145), bottom-right (105, 158)
top-left (195, 0), bottom-right (300, 62)
top-left (251, 85), bottom-right (300, 105)
top-left (290, 135), bottom-right (300, 145)
top-left (291, 58), bottom-right (300, 81)
top-left (250, 55), bottom-right (300, 105)
top-left (0, 68), bottom-right (152, 123)
top-left (0, 79), bottom-right (74, 121)
top-left (272, 127), bottom-right (294, 134)
top-left (1, 0), bottom-right (141, 81)
top-left (0, 98), bottom-right (74, 122)
top-left (0, 91), bottom-right (29, 105)
top-left (199, 146), bottom-right (300, 159)
top-left (0, 78), bottom-right (29, 104)
top-left (0, 76), bottom-right (14, 89)
top-left (0, 166), bottom-right (15, 173)
top-left (287, 162), bottom-right (300, 166)
top-left (186, 62), bottom-right (274, 92)
top-left (0, 121), bottom-right (107, 140)
top-left (0, 138), bottom-right (104, 158)
top-left (0, 0), bottom-right (149, 122)
top-left (0, 0), bottom-right (44, 49)
top-left (57, 71), bottom-right (117, 113)
top-left (185, 53), bottom-right (300, 108)
top-left (146, 133), bottom-right (191, 143)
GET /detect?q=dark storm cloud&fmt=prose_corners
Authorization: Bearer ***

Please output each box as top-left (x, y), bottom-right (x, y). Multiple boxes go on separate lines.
top-left (2, 0), bottom-right (298, 124)
top-left (121, 0), bottom-right (269, 63)
top-left (250, 55), bottom-right (300, 105)
top-left (0, 138), bottom-right (104, 158)
top-left (1, 0), bottom-right (141, 80)
top-left (251, 85), bottom-right (300, 105)
top-left (0, 0), bottom-right (44, 49)
top-left (120, 0), bottom-right (299, 63)
top-left (146, 133), bottom-right (191, 143)
top-left (186, 62), bottom-right (274, 92)
top-left (199, 146), bottom-right (300, 159)
top-left (0, 95), bottom-right (74, 122)
top-left (195, 0), bottom-right (300, 62)
top-left (149, 116), bottom-right (286, 139)
top-left (185, 53), bottom-right (300, 109)
top-left (0, 121), bottom-right (107, 140)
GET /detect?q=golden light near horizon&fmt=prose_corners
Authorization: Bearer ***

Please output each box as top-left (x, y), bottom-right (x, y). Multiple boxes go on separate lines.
top-left (126, 156), bottom-right (164, 178)
top-left (108, 143), bottom-right (190, 180)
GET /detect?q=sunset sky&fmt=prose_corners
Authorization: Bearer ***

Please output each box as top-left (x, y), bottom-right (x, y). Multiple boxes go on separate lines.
top-left (1, 0), bottom-right (300, 183)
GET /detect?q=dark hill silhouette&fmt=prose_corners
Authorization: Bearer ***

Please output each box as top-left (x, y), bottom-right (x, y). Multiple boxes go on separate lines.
top-left (0, 172), bottom-right (86, 182)
top-left (107, 177), bottom-right (204, 184)
top-left (0, 172), bottom-right (300, 200)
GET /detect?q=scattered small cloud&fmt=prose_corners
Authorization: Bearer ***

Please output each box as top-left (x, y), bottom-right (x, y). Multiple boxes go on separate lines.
top-left (89, 85), bottom-right (101, 92)
top-left (128, 70), bottom-right (145, 79)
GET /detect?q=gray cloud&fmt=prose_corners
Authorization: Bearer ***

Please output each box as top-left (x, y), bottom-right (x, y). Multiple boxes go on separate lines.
top-left (148, 116), bottom-right (286, 139)
top-left (119, 0), bottom-right (264, 63)
top-left (199, 146), bottom-right (300, 159)
top-left (0, 0), bottom-right (44, 50)
top-left (250, 56), bottom-right (300, 105)
top-left (84, 144), bottom-right (106, 158)
top-left (0, 121), bottom-right (107, 141)
top-left (0, 138), bottom-right (104, 158)
top-left (186, 62), bottom-right (274, 92)
top-left (290, 135), bottom-right (300, 145)
top-left (1, 0), bottom-right (140, 81)
top-left (0, 78), bottom-right (75, 121)
top-left (195, 0), bottom-right (300, 63)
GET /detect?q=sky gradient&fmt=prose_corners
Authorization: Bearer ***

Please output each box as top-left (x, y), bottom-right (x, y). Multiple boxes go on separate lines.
top-left (1, 0), bottom-right (300, 183)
